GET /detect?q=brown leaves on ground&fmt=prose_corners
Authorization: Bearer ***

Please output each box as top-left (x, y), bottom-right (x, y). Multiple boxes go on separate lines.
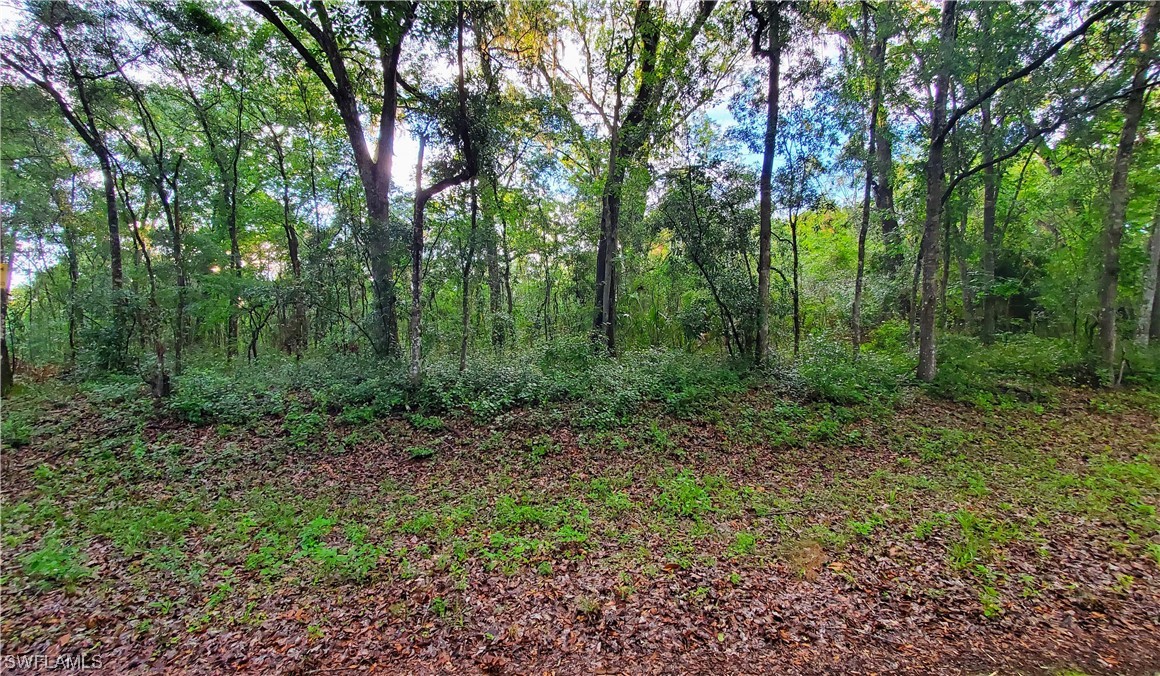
top-left (2, 387), bottom-right (1160, 674)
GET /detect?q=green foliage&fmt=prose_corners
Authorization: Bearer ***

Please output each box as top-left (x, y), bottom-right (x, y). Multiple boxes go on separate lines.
top-left (796, 337), bottom-right (908, 405)
top-left (655, 470), bottom-right (713, 518)
top-left (729, 531), bottom-right (757, 556)
top-left (168, 369), bottom-right (279, 424)
top-left (408, 446), bottom-right (436, 460)
top-left (2, 415), bottom-right (33, 448)
top-left (284, 406), bottom-right (324, 449)
top-left (20, 531), bottom-right (93, 589)
top-left (338, 406), bottom-right (376, 425)
top-left (405, 413), bottom-right (444, 431)
top-left (931, 335), bottom-right (1099, 404)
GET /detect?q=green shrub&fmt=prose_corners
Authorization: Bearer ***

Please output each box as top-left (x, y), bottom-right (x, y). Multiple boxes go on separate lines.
top-left (338, 405), bottom-right (376, 425)
top-left (405, 413), bottom-right (444, 431)
top-left (146, 347), bottom-right (749, 429)
top-left (655, 470), bottom-right (712, 518)
top-left (796, 337), bottom-right (908, 405)
top-left (168, 369), bottom-right (279, 424)
top-left (1121, 343), bottom-right (1160, 388)
top-left (284, 406), bottom-right (325, 449)
top-left (2, 415), bottom-right (33, 448)
top-left (729, 531), bottom-right (757, 556)
top-left (21, 532), bottom-right (93, 589)
top-left (931, 335), bottom-right (1095, 403)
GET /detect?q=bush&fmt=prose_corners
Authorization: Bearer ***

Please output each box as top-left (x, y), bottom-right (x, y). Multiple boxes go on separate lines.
top-left (930, 334), bottom-right (1096, 403)
top-left (655, 470), bottom-right (713, 518)
top-left (167, 368), bottom-right (281, 423)
top-left (1121, 343), bottom-right (1160, 388)
top-left (126, 343), bottom-right (749, 428)
top-left (796, 337), bottom-right (908, 405)
top-left (2, 415), bottom-right (33, 448)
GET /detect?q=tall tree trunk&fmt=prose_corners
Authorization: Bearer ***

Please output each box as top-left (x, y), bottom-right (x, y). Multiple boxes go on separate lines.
top-left (871, 8), bottom-right (903, 317)
top-left (460, 180), bottom-right (479, 372)
top-left (119, 177), bottom-right (169, 398)
top-left (876, 118), bottom-right (902, 281)
top-left (980, 98), bottom-right (1000, 343)
top-left (410, 136), bottom-right (428, 384)
top-left (1151, 263), bottom-right (1160, 341)
top-left (0, 244), bottom-right (13, 397)
top-left (1136, 198), bottom-right (1160, 344)
top-left (542, 253), bottom-right (553, 342)
top-left (757, 1), bottom-right (783, 363)
top-left (273, 135), bottom-right (306, 357)
top-left (596, 164), bottom-right (624, 352)
top-left (483, 179), bottom-right (504, 349)
top-left (97, 151), bottom-right (124, 292)
top-left (473, 21), bottom-right (507, 352)
top-left (1098, 1), bottom-right (1160, 373)
top-left (169, 184), bottom-right (187, 376)
top-left (956, 207), bottom-right (975, 330)
top-left (790, 213), bottom-right (801, 356)
top-left (56, 187), bottom-right (81, 365)
top-left (244, 1), bottom-right (417, 359)
top-left (226, 187), bottom-right (241, 361)
top-left (917, 1), bottom-right (956, 382)
top-left (939, 202), bottom-right (952, 330)
top-left (853, 18), bottom-right (884, 357)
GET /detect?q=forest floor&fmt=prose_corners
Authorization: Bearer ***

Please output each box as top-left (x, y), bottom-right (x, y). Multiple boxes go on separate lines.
top-left (2, 380), bottom-right (1160, 674)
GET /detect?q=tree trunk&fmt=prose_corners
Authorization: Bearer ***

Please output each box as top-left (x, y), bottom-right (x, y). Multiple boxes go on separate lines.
top-left (1098, 1), bottom-right (1160, 373)
top-left (1151, 265), bottom-right (1160, 341)
top-left (227, 185), bottom-right (242, 362)
top-left (853, 20), bottom-right (884, 357)
top-left (409, 136), bottom-right (428, 384)
top-left (1136, 198), bottom-right (1160, 344)
top-left (0, 244), bottom-right (13, 397)
top-left (460, 180), bottom-right (478, 372)
top-left (120, 178), bottom-right (169, 399)
top-left (876, 119), bottom-right (902, 280)
top-left (757, 1), bottom-right (783, 363)
top-left (791, 214), bottom-right (801, 356)
top-left (596, 166), bottom-right (624, 352)
top-left (170, 186), bottom-right (187, 376)
top-left (245, 1), bottom-right (416, 359)
top-left (56, 188), bottom-right (81, 365)
top-left (542, 253), bottom-right (552, 342)
top-left (872, 29), bottom-right (903, 318)
top-left (980, 98), bottom-right (1000, 343)
top-left (483, 178), bottom-right (504, 349)
top-left (939, 202), bottom-right (952, 330)
top-left (956, 207), bottom-right (975, 330)
top-left (97, 151), bottom-right (124, 292)
top-left (366, 197), bottom-right (400, 357)
top-left (274, 136), bottom-right (306, 357)
top-left (592, 0), bottom-right (699, 354)
top-left (917, 1), bottom-right (956, 382)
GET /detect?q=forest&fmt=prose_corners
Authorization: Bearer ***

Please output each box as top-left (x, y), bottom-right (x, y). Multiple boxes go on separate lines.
top-left (2, 0), bottom-right (1160, 672)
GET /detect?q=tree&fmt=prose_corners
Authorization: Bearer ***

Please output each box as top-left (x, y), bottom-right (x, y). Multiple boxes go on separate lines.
top-left (406, 2), bottom-right (481, 383)
top-left (542, 0), bottom-right (730, 352)
top-left (1098, 1), bottom-right (1160, 374)
top-left (1137, 199), bottom-right (1160, 344)
top-left (753, 1), bottom-right (784, 363)
top-left (914, 0), bottom-right (1121, 381)
top-left (245, 0), bottom-right (419, 357)
top-left (2, 1), bottom-right (127, 327)
top-left (851, 3), bottom-right (886, 357)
